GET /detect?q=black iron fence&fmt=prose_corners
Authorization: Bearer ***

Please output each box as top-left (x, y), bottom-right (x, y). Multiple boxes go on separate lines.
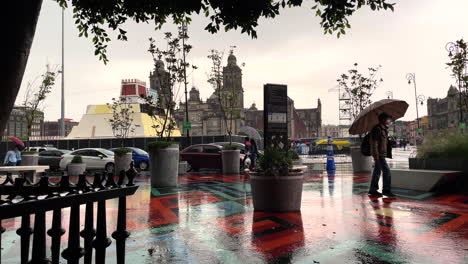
top-left (0, 168), bottom-right (139, 264)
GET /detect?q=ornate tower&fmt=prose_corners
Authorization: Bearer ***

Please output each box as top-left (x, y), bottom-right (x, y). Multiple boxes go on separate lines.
top-left (222, 50), bottom-right (244, 109)
top-left (149, 59), bottom-right (172, 109)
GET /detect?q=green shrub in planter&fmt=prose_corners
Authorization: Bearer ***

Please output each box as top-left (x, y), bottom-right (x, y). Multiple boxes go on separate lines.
top-left (223, 144), bottom-right (239, 150)
top-left (288, 150), bottom-right (300, 160)
top-left (148, 141), bottom-right (179, 151)
top-left (258, 148), bottom-right (292, 176)
top-left (71, 155), bottom-right (83, 164)
top-left (417, 133), bottom-right (468, 159)
top-left (113, 148), bottom-right (132, 156)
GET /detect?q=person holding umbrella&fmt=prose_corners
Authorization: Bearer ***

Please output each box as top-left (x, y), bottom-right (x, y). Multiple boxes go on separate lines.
top-left (3, 145), bottom-right (18, 166)
top-left (368, 113), bottom-right (396, 197)
top-left (349, 99), bottom-right (409, 198)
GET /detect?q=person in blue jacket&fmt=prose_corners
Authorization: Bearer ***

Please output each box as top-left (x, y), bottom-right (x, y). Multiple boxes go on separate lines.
top-left (3, 146), bottom-right (18, 166)
top-left (15, 145), bottom-right (22, 166)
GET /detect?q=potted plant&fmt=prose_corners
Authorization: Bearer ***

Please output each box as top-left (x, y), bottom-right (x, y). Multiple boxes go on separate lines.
top-left (249, 148), bottom-right (304, 212)
top-left (68, 155), bottom-right (86, 176)
top-left (222, 144), bottom-right (241, 174)
top-left (148, 141), bottom-right (180, 187)
top-left (21, 150), bottom-right (39, 166)
top-left (113, 148), bottom-right (133, 176)
top-left (207, 49), bottom-right (243, 174)
top-left (106, 96), bottom-right (135, 175)
top-left (142, 30), bottom-right (193, 187)
top-left (289, 150), bottom-right (301, 166)
top-left (337, 63), bottom-right (383, 173)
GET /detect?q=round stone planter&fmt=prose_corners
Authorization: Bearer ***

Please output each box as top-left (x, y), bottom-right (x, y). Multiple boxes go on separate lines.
top-left (149, 144), bottom-right (179, 187)
top-left (68, 163), bottom-right (86, 176)
top-left (250, 171), bottom-right (304, 212)
top-left (114, 152), bottom-right (132, 176)
top-left (222, 150), bottom-right (240, 174)
top-left (350, 146), bottom-right (372, 173)
top-left (21, 153), bottom-right (39, 166)
top-left (292, 159), bottom-right (302, 166)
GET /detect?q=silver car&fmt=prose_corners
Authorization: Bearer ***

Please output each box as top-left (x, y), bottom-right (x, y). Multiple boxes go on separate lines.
top-left (59, 148), bottom-right (115, 173)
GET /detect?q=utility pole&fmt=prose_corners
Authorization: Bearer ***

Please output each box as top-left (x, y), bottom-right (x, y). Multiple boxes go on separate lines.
top-left (181, 21), bottom-right (190, 142)
top-left (60, 7), bottom-right (65, 137)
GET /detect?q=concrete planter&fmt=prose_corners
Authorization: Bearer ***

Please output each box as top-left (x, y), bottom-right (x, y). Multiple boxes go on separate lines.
top-left (350, 146), bottom-right (372, 173)
top-left (250, 171), bottom-right (304, 212)
top-left (149, 144), bottom-right (179, 187)
top-left (21, 153), bottom-right (39, 166)
top-left (68, 163), bottom-right (86, 176)
top-left (222, 150), bottom-right (240, 174)
top-left (409, 158), bottom-right (468, 194)
top-left (114, 152), bottom-right (132, 176)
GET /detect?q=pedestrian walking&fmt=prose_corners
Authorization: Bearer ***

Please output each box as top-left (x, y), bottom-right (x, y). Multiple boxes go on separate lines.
top-left (3, 146), bottom-right (18, 166)
top-left (249, 138), bottom-right (259, 169)
top-left (15, 145), bottom-right (22, 166)
top-left (368, 113), bottom-right (396, 197)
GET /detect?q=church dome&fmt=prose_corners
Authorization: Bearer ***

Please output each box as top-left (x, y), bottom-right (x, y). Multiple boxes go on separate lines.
top-left (448, 85), bottom-right (458, 96)
top-left (155, 59), bottom-right (165, 70)
top-left (227, 53), bottom-right (237, 66)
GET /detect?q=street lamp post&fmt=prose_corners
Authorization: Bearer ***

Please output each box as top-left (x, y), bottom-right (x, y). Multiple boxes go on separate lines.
top-left (181, 21), bottom-right (190, 143)
top-left (446, 41), bottom-right (466, 125)
top-left (406, 73), bottom-right (423, 129)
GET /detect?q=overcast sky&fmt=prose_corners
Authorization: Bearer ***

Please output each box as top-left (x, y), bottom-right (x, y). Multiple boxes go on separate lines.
top-left (19, 0), bottom-right (468, 125)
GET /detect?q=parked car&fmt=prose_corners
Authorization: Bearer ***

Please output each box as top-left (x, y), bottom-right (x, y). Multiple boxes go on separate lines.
top-left (38, 149), bottom-right (71, 170)
top-left (59, 148), bottom-right (115, 173)
top-left (26, 146), bottom-right (58, 152)
top-left (109, 147), bottom-right (149, 171)
top-left (180, 144), bottom-right (244, 171)
top-left (210, 142), bottom-right (246, 154)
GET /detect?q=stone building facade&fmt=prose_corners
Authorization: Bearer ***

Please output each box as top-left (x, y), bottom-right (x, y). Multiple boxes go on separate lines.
top-left (427, 86), bottom-right (467, 130)
top-left (2, 106), bottom-right (44, 139)
top-left (172, 52), bottom-right (321, 139)
top-left (42, 118), bottom-right (78, 137)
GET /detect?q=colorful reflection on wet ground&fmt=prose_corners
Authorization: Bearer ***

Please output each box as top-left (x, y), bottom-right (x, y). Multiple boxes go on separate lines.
top-left (2, 170), bottom-right (468, 263)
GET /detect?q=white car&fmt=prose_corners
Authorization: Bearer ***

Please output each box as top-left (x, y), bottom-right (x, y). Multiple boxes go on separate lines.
top-left (59, 148), bottom-right (115, 173)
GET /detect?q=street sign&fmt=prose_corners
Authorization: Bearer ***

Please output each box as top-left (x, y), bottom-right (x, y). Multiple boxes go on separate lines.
top-left (264, 84), bottom-right (288, 150)
top-left (183, 122), bottom-right (192, 130)
top-left (460, 123), bottom-right (466, 129)
top-left (417, 128), bottom-right (422, 134)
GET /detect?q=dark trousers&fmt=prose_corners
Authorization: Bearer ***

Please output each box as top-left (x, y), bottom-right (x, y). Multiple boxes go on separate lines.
top-left (16, 160), bottom-right (21, 166)
top-left (369, 158), bottom-right (391, 193)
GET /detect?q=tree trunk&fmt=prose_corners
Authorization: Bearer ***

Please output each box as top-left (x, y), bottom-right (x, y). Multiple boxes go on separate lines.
top-left (0, 1), bottom-right (43, 138)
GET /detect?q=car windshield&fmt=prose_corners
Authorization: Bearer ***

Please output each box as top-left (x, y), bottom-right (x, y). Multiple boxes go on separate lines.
top-left (132, 148), bottom-right (148, 155)
top-left (97, 148), bottom-right (115, 156)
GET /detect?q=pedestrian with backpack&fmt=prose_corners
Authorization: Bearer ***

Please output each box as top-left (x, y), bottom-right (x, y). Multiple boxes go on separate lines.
top-left (368, 112), bottom-right (396, 197)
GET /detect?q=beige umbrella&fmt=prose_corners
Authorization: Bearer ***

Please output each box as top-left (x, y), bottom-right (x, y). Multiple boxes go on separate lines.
top-left (349, 99), bottom-right (409, 135)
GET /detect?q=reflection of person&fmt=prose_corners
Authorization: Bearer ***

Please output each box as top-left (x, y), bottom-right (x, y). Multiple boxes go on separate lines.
top-left (15, 145), bottom-right (22, 166)
top-left (3, 146), bottom-right (18, 166)
top-left (368, 113), bottom-right (396, 197)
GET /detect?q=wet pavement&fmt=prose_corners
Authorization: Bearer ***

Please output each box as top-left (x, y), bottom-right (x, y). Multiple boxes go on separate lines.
top-left (2, 166), bottom-right (468, 263)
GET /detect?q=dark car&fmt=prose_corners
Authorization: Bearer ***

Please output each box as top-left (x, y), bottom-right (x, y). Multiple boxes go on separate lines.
top-left (38, 149), bottom-right (71, 170)
top-left (180, 144), bottom-right (244, 171)
top-left (109, 147), bottom-right (150, 171)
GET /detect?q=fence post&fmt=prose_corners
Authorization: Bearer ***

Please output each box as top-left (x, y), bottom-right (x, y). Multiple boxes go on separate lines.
top-left (112, 196), bottom-right (129, 264)
top-left (93, 201), bottom-right (112, 263)
top-left (47, 209), bottom-right (65, 264)
top-left (62, 205), bottom-right (84, 264)
top-left (81, 202), bottom-right (96, 264)
top-left (16, 215), bottom-right (33, 264)
top-left (30, 210), bottom-right (50, 264)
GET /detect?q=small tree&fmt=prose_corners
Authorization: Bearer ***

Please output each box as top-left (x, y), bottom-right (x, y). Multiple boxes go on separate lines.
top-left (207, 49), bottom-right (242, 146)
top-left (337, 63), bottom-right (383, 121)
top-left (106, 96), bottom-right (135, 147)
top-left (446, 39), bottom-right (468, 121)
top-left (22, 64), bottom-right (59, 145)
top-left (142, 26), bottom-right (194, 142)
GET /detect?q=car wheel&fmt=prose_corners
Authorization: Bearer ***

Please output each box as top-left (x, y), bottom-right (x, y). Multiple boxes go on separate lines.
top-left (139, 161), bottom-right (149, 171)
top-left (105, 163), bottom-right (115, 174)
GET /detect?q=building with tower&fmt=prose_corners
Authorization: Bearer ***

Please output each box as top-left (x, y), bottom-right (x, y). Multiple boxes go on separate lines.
top-left (174, 51), bottom-right (321, 138)
top-left (149, 59), bottom-right (172, 108)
